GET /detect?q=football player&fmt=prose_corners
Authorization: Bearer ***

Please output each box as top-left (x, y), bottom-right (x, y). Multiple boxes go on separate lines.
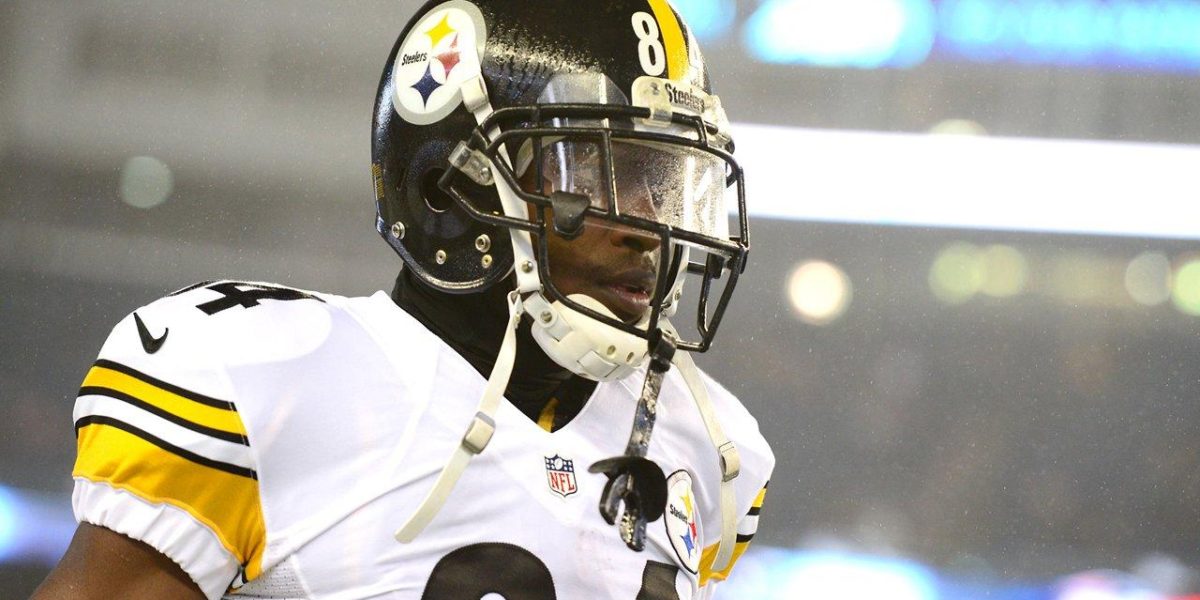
top-left (33, 1), bottom-right (774, 598)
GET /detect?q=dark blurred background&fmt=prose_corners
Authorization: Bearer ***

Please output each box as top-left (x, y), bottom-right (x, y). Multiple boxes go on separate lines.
top-left (2, 1), bottom-right (1198, 598)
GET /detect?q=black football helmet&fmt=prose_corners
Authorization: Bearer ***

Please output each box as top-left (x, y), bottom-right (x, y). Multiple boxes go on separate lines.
top-left (371, 0), bottom-right (748, 376)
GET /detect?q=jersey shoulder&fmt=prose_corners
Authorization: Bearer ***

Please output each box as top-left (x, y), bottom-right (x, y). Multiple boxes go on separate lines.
top-left (98, 280), bottom-right (347, 372)
top-left (683, 365), bottom-right (775, 480)
top-left (71, 280), bottom-right (369, 599)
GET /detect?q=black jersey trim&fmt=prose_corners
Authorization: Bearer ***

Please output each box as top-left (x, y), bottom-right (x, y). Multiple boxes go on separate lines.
top-left (75, 415), bottom-right (257, 480)
top-left (92, 359), bottom-right (236, 411)
top-left (78, 386), bottom-right (249, 446)
top-left (747, 505), bottom-right (761, 516)
top-left (736, 533), bottom-right (754, 544)
top-left (167, 280), bottom-right (217, 297)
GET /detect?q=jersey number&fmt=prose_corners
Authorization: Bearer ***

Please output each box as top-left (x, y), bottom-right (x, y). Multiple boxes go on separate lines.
top-left (421, 542), bottom-right (682, 599)
top-left (631, 12), bottom-right (666, 76)
top-left (193, 281), bottom-right (323, 315)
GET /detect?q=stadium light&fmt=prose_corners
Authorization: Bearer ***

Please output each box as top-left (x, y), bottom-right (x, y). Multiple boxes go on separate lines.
top-left (733, 124), bottom-right (1200, 241)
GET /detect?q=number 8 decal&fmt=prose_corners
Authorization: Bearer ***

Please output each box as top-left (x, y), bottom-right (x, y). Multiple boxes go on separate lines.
top-left (631, 11), bottom-right (666, 76)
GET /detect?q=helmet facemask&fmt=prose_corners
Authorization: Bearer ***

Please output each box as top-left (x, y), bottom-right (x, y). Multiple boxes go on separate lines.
top-left (441, 72), bottom-right (748, 368)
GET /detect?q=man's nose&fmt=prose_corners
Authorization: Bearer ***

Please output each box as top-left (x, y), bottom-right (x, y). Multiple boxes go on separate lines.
top-left (608, 224), bottom-right (662, 253)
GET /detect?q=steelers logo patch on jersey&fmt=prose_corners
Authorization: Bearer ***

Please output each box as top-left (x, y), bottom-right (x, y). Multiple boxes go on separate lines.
top-left (664, 469), bottom-right (701, 574)
top-left (391, 0), bottom-right (486, 125)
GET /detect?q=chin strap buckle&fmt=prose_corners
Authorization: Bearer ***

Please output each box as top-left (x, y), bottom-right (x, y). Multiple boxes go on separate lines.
top-left (717, 441), bottom-right (741, 482)
top-left (461, 412), bottom-right (496, 455)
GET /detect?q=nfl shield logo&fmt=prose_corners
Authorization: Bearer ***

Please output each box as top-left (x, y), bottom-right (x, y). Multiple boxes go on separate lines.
top-left (544, 455), bottom-right (578, 498)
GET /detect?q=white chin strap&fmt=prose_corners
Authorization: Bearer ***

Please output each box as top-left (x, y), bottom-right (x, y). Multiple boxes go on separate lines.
top-left (671, 346), bottom-right (742, 573)
top-left (394, 290), bottom-right (524, 543)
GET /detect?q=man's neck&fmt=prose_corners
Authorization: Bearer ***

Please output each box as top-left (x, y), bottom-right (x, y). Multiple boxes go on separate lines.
top-left (389, 270), bottom-right (596, 427)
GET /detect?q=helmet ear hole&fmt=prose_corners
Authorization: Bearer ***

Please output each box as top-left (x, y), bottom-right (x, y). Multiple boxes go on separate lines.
top-left (421, 168), bottom-right (454, 213)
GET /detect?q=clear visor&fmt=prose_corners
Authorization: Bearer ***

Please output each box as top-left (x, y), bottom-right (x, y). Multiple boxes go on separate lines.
top-left (534, 138), bottom-right (731, 240)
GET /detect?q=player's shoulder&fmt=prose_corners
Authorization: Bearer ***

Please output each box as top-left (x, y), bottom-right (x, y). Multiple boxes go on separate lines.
top-left (87, 280), bottom-right (407, 395)
top-left (686, 366), bottom-right (774, 466)
top-left (655, 363), bottom-right (775, 490)
top-left (101, 280), bottom-right (343, 360)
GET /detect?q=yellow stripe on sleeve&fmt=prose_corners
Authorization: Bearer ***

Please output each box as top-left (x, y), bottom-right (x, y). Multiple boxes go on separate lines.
top-left (698, 539), bottom-right (753, 586)
top-left (74, 422), bottom-right (267, 581)
top-left (753, 486), bottom-right (767, 509)
top-left (699, 483), bottom-right (769, 586)
top-left (647, 0), bottom-right (689, 81)
top-left (82, 364), bottom-right (246, 438)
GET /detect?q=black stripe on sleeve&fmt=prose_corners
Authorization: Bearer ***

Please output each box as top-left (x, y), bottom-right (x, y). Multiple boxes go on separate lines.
top-left (75, 415), bottom-right (257, 480)
top-left (747, 506), bottom-right (761, 516)
top-left (736, 533), bottom-right (755, 544)
top-left (78, 386), bottom-right (249, 446)
top-left (91, 359), bottom-right (236, 411)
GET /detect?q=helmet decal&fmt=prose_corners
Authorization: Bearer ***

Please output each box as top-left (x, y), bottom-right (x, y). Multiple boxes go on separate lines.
top-left (392, 1), bottom-right (487, 125)
top-left (643, 0), bottom-right (689, 80)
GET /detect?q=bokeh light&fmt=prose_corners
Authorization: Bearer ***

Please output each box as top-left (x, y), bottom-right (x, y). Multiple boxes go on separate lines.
top-left (119, 155), bottom-right (174, 209)
top-left (0, 486), bottom-right (16, 563)
top-left (745, 0), bottom-right (936, 68)
top-left (777, 551), bottom-right (937, 600)
top-left (788, 260), bottom-right (853, 325)
top-left (1124, 252), bottom-right (1172, 307)
top-left (929, 118), bottom-right (988, 136)
top-left (1048, 252), bottom-right (1118, 305)
top-left (929, 242), bottom-right (984, 304)
top-left (1171, 258), bottom-right (1200, 316)
top-left (671, 0), bottom-right (737, 40)
top-left (979, 244), bottom-right (1028, 297)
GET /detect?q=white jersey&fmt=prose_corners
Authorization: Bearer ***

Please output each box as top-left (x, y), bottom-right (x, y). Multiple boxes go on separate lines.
top-left (70, 280), bottom-right (775, 599)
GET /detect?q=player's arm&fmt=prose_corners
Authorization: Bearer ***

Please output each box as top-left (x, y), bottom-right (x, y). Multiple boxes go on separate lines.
top-left (31, 523), bottom-right (204, 599)
top-left (55, 292), bottom-right (271, 600)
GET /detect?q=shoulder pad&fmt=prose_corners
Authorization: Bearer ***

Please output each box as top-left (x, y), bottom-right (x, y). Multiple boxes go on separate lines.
top-left (103, 280), bottom-right (342, 371)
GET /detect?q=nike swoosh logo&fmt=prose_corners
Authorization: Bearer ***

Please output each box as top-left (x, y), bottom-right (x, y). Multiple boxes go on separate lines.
top-left (133, 312), bottom-right (169, 354)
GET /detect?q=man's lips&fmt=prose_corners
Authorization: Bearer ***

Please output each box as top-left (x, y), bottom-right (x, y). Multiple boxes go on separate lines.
top-left (592, 269), bottom-right (656, 323)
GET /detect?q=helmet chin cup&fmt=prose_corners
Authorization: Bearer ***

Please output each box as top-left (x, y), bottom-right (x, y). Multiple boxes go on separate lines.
top-left (527, 293), bottom-right (649, 382)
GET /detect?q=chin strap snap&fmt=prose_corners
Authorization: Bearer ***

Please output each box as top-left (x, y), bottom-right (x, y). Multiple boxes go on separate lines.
top-left (395, 290), bottom-right (524, 542)
top-left (673, 349), bottom-right (741, 573)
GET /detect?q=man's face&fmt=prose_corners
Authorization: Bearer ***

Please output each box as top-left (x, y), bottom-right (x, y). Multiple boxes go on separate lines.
top-left (519, 153), bottom-right (664, 325)
top-left (543, 216), bottom-right (662, 324)
top-left (516, 136), bottom-right (731, 326)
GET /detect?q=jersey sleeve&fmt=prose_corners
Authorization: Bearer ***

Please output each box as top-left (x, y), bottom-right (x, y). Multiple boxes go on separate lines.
top-left (688, 368), bottom-right (776, 594)
top-left (71, 290), bottom-right (267, 600)
top-left (696, 480), bottom-right (769, 589)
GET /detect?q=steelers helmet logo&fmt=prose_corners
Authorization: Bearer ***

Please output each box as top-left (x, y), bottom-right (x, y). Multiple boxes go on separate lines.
top-left (664, 469), bottom-right (702, 574)
top-left (392, 0), bottom-right (486, 125)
